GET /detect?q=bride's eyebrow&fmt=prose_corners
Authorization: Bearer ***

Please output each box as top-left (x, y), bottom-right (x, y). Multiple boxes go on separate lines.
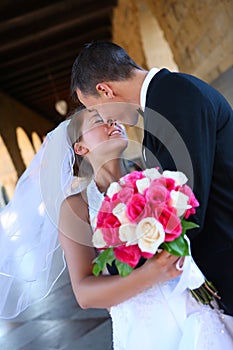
top-left (87, 113), bottom-right (103, 126)
top-left (87, 109), bottom-right (102, 118)
top-left (87, 108), bottom-right (98, 114)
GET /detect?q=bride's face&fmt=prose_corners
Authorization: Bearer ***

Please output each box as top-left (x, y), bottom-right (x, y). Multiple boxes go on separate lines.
top-left (77, 110), bottom-right (128, 157)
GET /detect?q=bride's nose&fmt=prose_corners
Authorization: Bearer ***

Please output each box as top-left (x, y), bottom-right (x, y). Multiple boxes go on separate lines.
top-left (107, 119), bottom-right (117, 126)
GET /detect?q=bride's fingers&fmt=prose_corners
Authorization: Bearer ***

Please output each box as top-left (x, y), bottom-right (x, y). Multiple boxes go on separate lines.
top-left (154, 251), bottom-right (185, 272)
top-left (159, 253), bottom-right (186, 274)
top-left (162, 252), bottom-right (184, 264)
top-left (155, 252), bottom-right (184, 270)
top-left (166, 254), bottom-right (185, 266)
top-left (158, 250), bottom-right (175, 259)
top-left (175, 257), bottom-right (185, 271)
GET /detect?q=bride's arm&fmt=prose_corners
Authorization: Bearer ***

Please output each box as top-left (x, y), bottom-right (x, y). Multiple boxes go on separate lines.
top-left (58, 193), bottom-right (182, 310)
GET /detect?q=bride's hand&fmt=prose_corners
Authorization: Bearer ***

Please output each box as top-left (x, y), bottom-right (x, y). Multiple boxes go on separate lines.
top-left (142, 250), bottom-right (184, 285)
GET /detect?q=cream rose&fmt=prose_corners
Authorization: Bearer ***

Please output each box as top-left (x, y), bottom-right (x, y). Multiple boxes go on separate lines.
top-left (163, 170), bottom-right (188, 186)
top-left (112, 203), bottom-right (128, 224)
top-left (106, 182), bottom-right (122, 198)
top-left (92, 228), bottom-right (106, 248)
top-left (136, 217), bottom-right (165, 254)
top-left (136, 177), bottom-right (150, 194)
top-left (170, 190), bottom-right (192, 217)
top-left (143, 168), bottom-right (162, 180)
top-left (119, 223), bottom-right (137, 245)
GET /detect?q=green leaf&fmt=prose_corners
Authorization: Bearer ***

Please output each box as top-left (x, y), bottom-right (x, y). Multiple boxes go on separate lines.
top-left (92, 248), bottom-right (115, 276)
top-left (115, 260), bottom-right (134, 277)
top-left (161, 234), bottom-right (189, 256)
top-left (181, 219), bottom-right (199, 235)
top-left (92, 263), bottom-right (102, 276)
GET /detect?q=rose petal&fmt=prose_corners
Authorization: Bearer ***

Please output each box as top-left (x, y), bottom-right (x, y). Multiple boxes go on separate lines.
top-left (119, 223), bottom-right (137, 245)
top-left (136, 177), bottom-right (150, 194)
top-left (92, 228), bottom-right (107, 248)
top-left (163, 170), bottom-right (188, 186)
top-left (136, 217), bottom-right (165, 254)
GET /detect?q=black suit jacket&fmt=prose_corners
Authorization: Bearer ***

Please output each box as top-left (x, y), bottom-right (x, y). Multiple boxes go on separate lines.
top-left (142, 68), bottom-right (233, 315)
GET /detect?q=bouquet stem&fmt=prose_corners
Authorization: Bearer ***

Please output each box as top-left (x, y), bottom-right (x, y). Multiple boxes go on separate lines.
top-left (190, 279), bottom-right (221, 308)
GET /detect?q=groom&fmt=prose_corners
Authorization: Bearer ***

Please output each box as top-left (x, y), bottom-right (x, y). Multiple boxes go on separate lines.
top-left (70, 41), bottom-right (233, 316)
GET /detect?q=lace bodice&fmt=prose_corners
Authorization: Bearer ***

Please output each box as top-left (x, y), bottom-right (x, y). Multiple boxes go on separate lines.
top-left (86, 179), bottom-right (105, 230)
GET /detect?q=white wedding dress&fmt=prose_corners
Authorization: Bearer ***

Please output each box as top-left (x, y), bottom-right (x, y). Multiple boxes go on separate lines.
top-left (87, 180), bottom-right (233, 350)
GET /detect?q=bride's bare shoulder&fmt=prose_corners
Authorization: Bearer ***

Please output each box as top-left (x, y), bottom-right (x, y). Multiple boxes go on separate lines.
top-left (60, 190), bottom-right (89, 222)
top-left (59, 189), bottom-right (92, 244)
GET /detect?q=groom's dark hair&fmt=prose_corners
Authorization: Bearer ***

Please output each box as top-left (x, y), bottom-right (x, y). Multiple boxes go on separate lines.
top-left (70, 41), bottom-right (142, 101)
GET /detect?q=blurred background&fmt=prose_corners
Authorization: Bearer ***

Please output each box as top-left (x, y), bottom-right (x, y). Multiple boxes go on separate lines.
top-left (0, 1), bottom-right (232, 349)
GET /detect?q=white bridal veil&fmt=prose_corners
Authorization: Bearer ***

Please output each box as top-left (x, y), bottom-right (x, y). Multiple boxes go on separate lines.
top-left (0, 118), bottom-right (84, 319)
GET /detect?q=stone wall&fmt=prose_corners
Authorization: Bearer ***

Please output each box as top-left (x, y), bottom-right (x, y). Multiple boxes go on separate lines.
top-left (212, 66), bottom-right (233, 107)
top-left (0, 91), bottom-right (54, 198)
top-left (112, 0), bottom-right (147, 68)
top-left (140, 0), bottom-right (232, 82)
top-left (113, 0), bottom-right (233, 82)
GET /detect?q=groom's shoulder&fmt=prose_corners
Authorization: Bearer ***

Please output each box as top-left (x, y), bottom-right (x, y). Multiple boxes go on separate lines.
top-left (150, 68), bottom-right (224, 104)
top-left (154, 68), bottom-right (208, 89)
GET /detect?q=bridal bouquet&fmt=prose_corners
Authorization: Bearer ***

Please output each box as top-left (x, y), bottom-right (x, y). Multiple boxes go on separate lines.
top-left (92, 168), bottom-right (199, 277)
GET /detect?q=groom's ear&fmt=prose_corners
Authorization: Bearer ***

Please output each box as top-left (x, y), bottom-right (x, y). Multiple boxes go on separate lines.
top-left (74, 142), bottom-right (89, 156)
top-left (96, 83), bottom-right (114, 99)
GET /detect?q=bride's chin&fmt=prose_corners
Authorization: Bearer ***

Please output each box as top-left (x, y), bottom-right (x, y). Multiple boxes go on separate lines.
top-left (105, 142), bottom-right (128, 158)
top-left (110, 139), bottom-right (128, 151)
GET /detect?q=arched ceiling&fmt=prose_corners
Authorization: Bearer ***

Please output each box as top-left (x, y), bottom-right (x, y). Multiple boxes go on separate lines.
top-left (0, 0), bottom-right (117, 124)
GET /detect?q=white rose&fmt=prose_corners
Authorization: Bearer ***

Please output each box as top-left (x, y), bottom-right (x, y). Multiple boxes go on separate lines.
top-left (92, 228), bottom-right (106, 248)
top-left (106, 182), bottom-right (122, 198)
top-left (119, 223), bottom-right (137, 245)
top-left (163, 170), bottom-right (188, 186)
top-left (136, 177), bottom-right (150, 194)
top-left (136, 217), bottom-right (165, 254)
top-left (143, 168), bottom-right (162, 180)
top-left (170, 190), bottom-right (192, 217)
top-left (112, 203), bottom-right (128, 224)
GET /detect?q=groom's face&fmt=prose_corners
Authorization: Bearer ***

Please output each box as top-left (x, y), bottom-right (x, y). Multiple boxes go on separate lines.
top-left (76, 88), bottom-right (139, 126)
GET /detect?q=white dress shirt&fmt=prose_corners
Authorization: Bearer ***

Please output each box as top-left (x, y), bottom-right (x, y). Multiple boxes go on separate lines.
top-left (140, 67), bottom-right (160, 111)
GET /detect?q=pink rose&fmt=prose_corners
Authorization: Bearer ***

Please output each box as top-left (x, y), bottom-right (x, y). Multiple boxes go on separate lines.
top-left (96, 198), bottom-right (112, 228)
top-left (114, 244), bottom-right (142, 267)
top-left (165, 178), bottom-right (177, 191)
top-left (136, 202), bottom-right (152, 220)
top-left (121, 171), bottom-right (145, 189)
top-left (126, 193), bottom-right (146, 222)
top-left (154, 206), bottom-right (182, 241)
top-left (117, 186), bottom-right (135, 204)
top-left (180, 185), bottom-right (199, 218)
top-left (101, 214), bottom-right (122, 246)
top-left (145, 183), bottom-right (170, 206)
top-left (141, 251), bottom-right (154, 259)
top-left (154, 177), bottom-right (176, 191)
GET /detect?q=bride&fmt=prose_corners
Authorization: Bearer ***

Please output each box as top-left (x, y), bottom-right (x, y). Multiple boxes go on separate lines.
top-left (0, 108), bottom-right (232, 349)
top-left (60, 109), bottom-right (233, 349)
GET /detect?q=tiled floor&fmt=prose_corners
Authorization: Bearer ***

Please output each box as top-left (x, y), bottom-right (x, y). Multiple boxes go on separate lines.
top-left (0, 269), bottom-right (113, 350)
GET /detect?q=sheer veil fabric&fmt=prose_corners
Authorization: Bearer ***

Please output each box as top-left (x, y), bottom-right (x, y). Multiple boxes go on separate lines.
top-left (0, 119), bottom-right (86, 319)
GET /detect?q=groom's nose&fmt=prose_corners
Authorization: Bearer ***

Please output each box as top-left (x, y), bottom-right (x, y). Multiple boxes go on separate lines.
top-left (107, 119), bottom-right (117, 126)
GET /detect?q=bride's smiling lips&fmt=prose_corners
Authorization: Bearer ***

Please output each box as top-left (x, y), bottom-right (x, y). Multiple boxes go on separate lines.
top-left (109, 129), bottom-right (121, 136)
top-left (108, 125), bottom-right (124, 137)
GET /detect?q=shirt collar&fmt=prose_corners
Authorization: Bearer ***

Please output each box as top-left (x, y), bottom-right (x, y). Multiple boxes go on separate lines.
top-left (140, 67), bottom-right (160, 111)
